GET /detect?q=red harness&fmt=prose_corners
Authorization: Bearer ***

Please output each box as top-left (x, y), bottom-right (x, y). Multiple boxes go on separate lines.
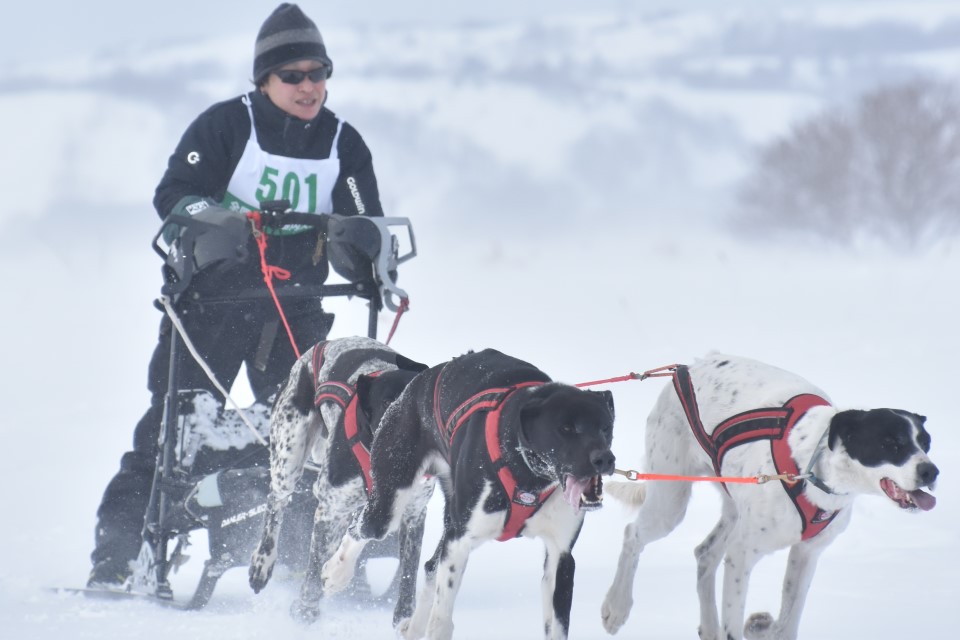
top-left (671, 365), bottom-right (839, 541)
top-left (311, 341), bottom-right (381, 495)
top-left (432, 373), bottom-right (556, 541)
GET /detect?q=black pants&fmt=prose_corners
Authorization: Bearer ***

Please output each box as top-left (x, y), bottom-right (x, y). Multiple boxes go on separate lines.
top-left (91, 298), bottom-right (332, 569)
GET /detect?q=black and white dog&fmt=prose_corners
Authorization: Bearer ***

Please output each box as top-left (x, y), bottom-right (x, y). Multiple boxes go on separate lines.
top-left (321, 348), bottom-right (617, 640)
top-left (601, 353), bottom-right (939, 640)
top-left (248, 336), bottom-right (431, 624)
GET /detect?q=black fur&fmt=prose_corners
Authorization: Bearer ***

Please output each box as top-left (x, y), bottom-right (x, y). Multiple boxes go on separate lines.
top-left (248, 338), bottom-right (430, 626)
top-left (829, 409), bottom-right (932, 467)
top-left (322, 348), bottom-right (615, 640)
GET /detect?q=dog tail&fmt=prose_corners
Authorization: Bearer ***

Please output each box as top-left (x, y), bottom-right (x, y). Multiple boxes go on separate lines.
top-left (289, 359), bottom-right (316, 416)
top-left (605, 481), bottom-right (647, 509)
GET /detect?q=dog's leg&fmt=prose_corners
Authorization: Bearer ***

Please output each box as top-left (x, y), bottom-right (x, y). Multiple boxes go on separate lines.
top-left (293, 557), bottom-right (325, 623)
top-left (541, 543), bottom-right (576, 640)
top-left (326, 396), bottom-right (435, 596)
top-left (289, 478), bottom-right (350, 623)
top-left (601, 481), bottom-right (693, 634)
top-left (424, 534), bottom-right (474, 640)
top-left (290, 508), bottom-right (328, 623)
top-left (320, 525), bottom-right (369, 596)
top-left (248, 501), bottom-right (284, 593)
top-left (249, 363), bottom-right (320, 593)
top-left (399, 530), bottom-right (445, 640)
top-left (322, 479), bottom-right (424, 595)
top-left (720, 544), bottom-right (760, 640)
top-left (393, 477), bottom-right (436, 626)
top-left (268, 360), bottom-right (324, 501)
top-left (744, 542), bottom-right (823, 640)
top-left (695, 498), bottom-right (738, 640)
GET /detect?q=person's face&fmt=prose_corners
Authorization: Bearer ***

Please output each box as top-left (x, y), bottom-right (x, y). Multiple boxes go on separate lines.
top-left (261, 59), bottom-right (328, 121)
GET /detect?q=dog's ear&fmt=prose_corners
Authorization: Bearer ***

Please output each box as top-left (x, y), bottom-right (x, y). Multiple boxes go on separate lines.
top-left (893, 410), bottom-right (931, 452)
top-left (594, 389), bottom-right (615, 420)
top-left (395, 354), bottom-right (429, 374)
top-left (828, 409), bottom-right (866, 450)
top-left (355, 374), bottom-right (376, 420)
top-left (519, 395), bottom-right (548, 440)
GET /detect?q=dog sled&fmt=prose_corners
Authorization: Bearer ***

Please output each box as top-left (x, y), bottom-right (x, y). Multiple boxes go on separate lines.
top-left (94, 201), bottom-right (416, 609)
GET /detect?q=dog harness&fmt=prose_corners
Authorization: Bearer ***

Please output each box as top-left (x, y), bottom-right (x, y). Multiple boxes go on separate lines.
top-left (431, 373), bottom-right (556, 541)
top-left (671, 365), bottom-right (839, 541)
top-left (311, 341), bottom-right (386, 495)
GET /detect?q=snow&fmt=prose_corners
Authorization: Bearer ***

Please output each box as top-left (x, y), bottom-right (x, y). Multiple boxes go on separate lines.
top-left (4, 228), bottom-right (957, 639)
top-left (1, 2), bottom-right (958, 639)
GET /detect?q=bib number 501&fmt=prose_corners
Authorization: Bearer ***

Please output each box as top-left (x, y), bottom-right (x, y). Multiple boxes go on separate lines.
top-left (256, 167), bottom-right (319, 212)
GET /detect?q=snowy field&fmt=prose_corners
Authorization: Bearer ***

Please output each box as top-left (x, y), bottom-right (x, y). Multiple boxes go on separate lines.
top-left (3, 225), bottom-right (957, 640)
top-left (1, 1), bottom-right (958, 639)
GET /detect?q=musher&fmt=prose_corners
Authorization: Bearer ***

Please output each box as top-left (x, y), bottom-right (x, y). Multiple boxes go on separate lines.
top-left (88, 3), bottom-right (386, 587)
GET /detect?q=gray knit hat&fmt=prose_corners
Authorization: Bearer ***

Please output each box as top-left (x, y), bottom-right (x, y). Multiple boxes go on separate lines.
top-left (253, 4), bottom-right (333, 84)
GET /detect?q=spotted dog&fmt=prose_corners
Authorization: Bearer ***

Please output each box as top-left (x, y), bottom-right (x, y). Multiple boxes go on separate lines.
top-left (248, 336), bottom-right (431, 624)
top-left (601, 352), bottom-right (939, 640)
top-left (321, 348), bottom-right (616, 640)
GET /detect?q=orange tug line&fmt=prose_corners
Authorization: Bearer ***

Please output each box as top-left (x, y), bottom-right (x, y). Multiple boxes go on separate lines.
top-left (575, 365), bottom-right (801, 487)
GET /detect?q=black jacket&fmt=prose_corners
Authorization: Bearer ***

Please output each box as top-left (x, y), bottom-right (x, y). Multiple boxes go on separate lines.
top-left (154, 90), bottom-right (384, 293)
top-left (154, 90), bottom-right (383, 219)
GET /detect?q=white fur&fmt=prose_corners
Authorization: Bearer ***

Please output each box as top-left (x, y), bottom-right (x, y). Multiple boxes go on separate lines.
top-left (331, 479), bottom-right (585, 640)
top-left (322, 428), bottom-right (598, 640)
top-left (601, 352), bottom-right (937, 640)
top-left (248, 336), bottom-right (424, 616)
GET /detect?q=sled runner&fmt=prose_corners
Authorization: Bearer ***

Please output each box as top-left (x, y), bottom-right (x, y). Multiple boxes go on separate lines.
top-left (88, 201), bottom-right (417, 609)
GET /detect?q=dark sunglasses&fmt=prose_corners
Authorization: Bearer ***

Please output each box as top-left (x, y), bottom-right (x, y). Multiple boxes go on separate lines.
top-left (274, 67), bottom-right (330, 84)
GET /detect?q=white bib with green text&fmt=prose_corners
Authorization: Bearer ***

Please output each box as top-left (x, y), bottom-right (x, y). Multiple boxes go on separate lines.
top-left (222, 96), bottom-right (342, 219)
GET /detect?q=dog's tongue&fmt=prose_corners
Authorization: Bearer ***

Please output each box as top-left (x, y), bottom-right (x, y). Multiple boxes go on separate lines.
top-left (563, 476), bottom-right (589, 512)
top-left (881, 478), bottom-right (937, 511)
top-left (910, 489), bottom-right (937, 511)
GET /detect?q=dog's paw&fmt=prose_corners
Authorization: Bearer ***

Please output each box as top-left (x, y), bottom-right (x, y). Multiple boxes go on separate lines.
top-left (600, 589), bottom-right (633, 634)
top-left (696, 626), bottom-right (722, 640)
top-left (744, 612), bottom-right (775, 639)
top-left (290, 598), bottom-right (321, 624)
top-left (320, 551), bottom-right (355, 595)
top-left (248, 551), bottom-right (276, 594)
top-left (396, 617), bottom-right (416, 639)
top-left (397, 596), bottom-right (431, 639)
top-left (425, 618), bottom-right (454, 640)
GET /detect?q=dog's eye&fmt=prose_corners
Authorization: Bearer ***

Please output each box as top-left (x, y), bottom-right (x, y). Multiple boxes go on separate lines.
top-left (882, 434), bottom-right (907, 450)
top-left (560, 423), bottom-right (576, 435)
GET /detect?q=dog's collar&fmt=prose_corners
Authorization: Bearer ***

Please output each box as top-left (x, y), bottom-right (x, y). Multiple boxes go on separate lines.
top-left (798, 426), bottom-right (837, 495)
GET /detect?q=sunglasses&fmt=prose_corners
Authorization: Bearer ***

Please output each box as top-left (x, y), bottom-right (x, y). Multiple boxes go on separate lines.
top-left (274, 67), bottom-right (330, 84)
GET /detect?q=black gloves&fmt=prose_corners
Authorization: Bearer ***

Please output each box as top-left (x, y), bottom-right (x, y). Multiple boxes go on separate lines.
top-left (162, 196), bottom-right (244, 243)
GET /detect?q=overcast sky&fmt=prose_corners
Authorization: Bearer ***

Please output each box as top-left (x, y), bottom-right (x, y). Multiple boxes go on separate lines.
top-left (6, 0), bottom-right (909, 65)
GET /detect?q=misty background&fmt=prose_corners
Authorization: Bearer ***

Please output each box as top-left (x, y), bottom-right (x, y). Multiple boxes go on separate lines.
top-left (1, 1), bottom-right (958, 638)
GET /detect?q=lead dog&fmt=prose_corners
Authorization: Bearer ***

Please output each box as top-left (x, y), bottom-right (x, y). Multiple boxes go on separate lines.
top-left (601, 353), bottom-right (939, 640)
top-left (321, 348), bottom-right (617, 640)
top-left (248, 336), bottom-right (431, 624)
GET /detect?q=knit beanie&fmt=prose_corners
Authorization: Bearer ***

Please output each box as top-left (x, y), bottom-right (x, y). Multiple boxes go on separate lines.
top-left (253, 3), bottom-right (333, 84)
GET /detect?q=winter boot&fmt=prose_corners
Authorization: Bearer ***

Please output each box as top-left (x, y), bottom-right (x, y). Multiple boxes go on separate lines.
top-left (87, 557), bottom-right (132, 589)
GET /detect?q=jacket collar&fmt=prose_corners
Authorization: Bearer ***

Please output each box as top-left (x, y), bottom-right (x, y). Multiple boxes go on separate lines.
top-left (249, 90), bottom-right (326, 151)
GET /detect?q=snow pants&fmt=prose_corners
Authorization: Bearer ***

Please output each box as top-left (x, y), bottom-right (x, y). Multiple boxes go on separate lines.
top-left (90, 298), bottom-right (333, 570)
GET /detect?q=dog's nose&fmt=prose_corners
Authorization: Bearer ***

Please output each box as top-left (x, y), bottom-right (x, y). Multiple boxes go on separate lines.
top-left (917, 461), bottom-right (939, 486)
top-left (591, 449), bottom-right (616, 475)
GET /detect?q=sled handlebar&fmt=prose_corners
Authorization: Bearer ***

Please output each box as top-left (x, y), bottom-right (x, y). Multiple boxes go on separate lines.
top-left (151, 203), bottom-right (415, 311)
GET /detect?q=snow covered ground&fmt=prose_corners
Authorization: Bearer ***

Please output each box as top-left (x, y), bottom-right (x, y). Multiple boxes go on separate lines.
top-left (5, 225), bottom-right (958, 640)
top-left (1, 2), bottom-right (958, 639)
